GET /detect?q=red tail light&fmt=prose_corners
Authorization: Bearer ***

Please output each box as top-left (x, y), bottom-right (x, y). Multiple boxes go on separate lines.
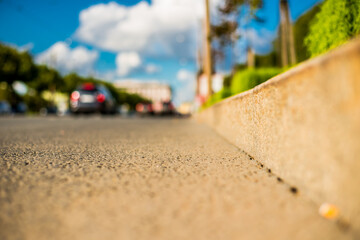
top-left (97, 93), bottom-right (106, 103)
top-left (136, 103), bottom-right (144, 112)
top-left (71, 91), bottom-right (80, 101)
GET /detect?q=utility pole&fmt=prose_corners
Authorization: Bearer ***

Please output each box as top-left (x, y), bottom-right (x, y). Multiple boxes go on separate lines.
top-left (204, 0), bottom-right (212, 98)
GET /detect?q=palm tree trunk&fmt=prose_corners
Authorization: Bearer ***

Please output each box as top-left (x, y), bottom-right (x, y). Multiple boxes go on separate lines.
top-left (280, 0), bottom-right (296, 66)
top-left (204, 0), bottom-right (213, 97)
top-left (280, 0), bottom-right (289, 67)
top-left (285, 1), bottom-right (297, 65)
top-left (247, 47), bottom-right (255, 68)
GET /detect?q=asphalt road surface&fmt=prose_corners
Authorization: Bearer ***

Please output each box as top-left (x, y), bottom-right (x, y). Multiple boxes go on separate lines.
top-left (0, 117), bottom-right (353, 240)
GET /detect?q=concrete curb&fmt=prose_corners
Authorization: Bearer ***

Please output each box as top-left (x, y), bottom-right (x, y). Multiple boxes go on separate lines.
top-left (195, 38), bottom-right (360, 230)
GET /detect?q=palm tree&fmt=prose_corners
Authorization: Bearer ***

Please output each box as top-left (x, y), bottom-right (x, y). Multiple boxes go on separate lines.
top-left (212, 0), bottom-right (297, 68)
top-left (279, 0), bottom-right (296, 66)
top-left (212, 0), bottom-right (263, 68)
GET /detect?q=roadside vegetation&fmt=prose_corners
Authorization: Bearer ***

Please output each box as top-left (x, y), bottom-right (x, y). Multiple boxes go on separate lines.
top-left (305, 0), bottom-right (360, 57)
top-left (203, 0), bottom-right (360, 109)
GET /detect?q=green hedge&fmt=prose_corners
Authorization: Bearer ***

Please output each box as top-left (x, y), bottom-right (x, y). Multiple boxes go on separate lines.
top-left (305, 0), bottom-right (360, 57)
top-left (231, 68), bottom-right (282, 95)
top-left (202, 87), bottom-right (232, 108)
top-left (202, 68), bottom-right (282, 109)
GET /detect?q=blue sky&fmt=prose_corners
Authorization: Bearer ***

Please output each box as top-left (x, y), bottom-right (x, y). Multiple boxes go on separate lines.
top-left (0, 0), bottom-right (322, 105)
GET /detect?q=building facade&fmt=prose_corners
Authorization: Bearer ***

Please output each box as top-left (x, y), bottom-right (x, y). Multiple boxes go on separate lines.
top-left (114, 81), bottom-right (172, 103)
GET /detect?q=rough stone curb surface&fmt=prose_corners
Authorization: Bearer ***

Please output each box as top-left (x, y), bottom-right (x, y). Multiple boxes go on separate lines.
top-left (196, 38), bottom-right (360, 232)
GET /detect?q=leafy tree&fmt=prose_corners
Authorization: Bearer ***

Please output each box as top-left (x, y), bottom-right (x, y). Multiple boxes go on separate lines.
top-left (305, 0), bottom-right (360, 57)
top-left (211, 21), bottom-right (238, 48)
top-left (211, 0), bottom-right (263, 67)
top-left (29, 65), bottom-right (63, 93)
top-left (254, 3), bottom-right (321, 67)
top-left (0, 43), bottom-right (37, 84)
top-left (255, 51), bottom-right (279, 67)
top-left (0, 43), bottom-right (38, 107)
top-left (23, 94), bottom-right (50, 112)
top-left (119, 91), bottom-right (150, 110)
top-left (62, 73), bottom-right (84, 93)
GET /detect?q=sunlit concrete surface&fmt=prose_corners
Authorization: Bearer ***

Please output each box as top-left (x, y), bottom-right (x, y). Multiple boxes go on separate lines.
top-left (0, 117), bottom-right (354, 240)
top-left (196, 38), bottom-right (360, 233)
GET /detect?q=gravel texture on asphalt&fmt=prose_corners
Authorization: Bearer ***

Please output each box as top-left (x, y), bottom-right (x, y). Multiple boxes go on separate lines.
top-left (0, 117), bottom-right (353, 240)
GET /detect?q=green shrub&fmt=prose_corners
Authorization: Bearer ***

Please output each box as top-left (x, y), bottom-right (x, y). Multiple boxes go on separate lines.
top-left (230, 68), bottom-right (282, 95)
top-left (202, 87), bottom-right (232, 109)
top-left (201, 68), bottom-right (282, 109)
top-left (305, 0), bottom-right (360, 57)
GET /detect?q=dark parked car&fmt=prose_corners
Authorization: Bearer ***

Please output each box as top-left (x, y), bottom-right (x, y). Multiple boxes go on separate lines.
top-left (135, 102), bottom-right (153, 116)
top-left (13, 102), bottom-right (27, 114)
top-left (70, 83), bottom-right (117, 114)
top-left (161, 101), bottom-right (175, 115)
top-left (0, 101), bottom-right (11, 115)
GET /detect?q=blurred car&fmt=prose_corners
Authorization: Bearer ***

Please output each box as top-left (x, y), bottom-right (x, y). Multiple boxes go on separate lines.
top-left (39, 105), bottom-right (58, 116)
top-left (161, 101), bottom-right (175, 115)
top-left (70, 83), bottom-right (117, 114)
top-left (13, 102), bottom-right (27, 114)
top-left (0, 101), bottom-right (11, 114)
top-left (136, 101), bottom-right (175, 116)
top-left (135, 102), bottom-right (153, 116)
top-left (152, 101), bottom-right (175, 115)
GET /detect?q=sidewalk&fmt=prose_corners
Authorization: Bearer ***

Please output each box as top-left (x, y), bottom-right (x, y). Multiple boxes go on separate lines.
top-left (0, 118), bottom-right (353, 240)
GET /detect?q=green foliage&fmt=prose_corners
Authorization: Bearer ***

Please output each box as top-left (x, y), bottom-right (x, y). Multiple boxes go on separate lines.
top-left (305, 0), bottom-right (360, 57)
top-left (231, 68), bottom-right (282, 94)
top-left (202, 68), bottom-right (281, 109)
top-left (117, 91), bottom-right (150, 110)
top-left (211, 21), bottom-right (238, 47)
top-left (202, 87), bottom-right (232, 109)
top-left (223, 74), bottom-right (232, 88)
top-left (62, 73), bottom-right (83, 93)
top-left (0, 44), bottom-right (37, 84)
top-left (255, 51), bottom-right (280, 68)
top-left (212, 0), bottom-right (264, 54)
top-left (219, 0), bottom-right (263, 15)
top-left (293, 3), bottom-right (322, 62)
top-left (22, 94), bottom-right (49, 112)
top-left (29, 65), bottom-right (63, 92)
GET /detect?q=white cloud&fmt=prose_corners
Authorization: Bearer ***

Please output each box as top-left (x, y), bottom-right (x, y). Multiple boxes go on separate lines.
top-left (36, 42), bottom-right (98, 76)
top-left (242, 28), bottom-right (276, 54)
top-left (5, 42), bottom-right (34, 52)
top-left (177, 69), bottom-right (194, 82)
top-left (174, 69), bottom-right (196, 106)
top-left (18, 43), bottom-right (34, 52)
top-left (145, 63), bottom-right (161, 74)
top-left (231, 28), bottom-right (276, 64)
top-left (75, 0), bottom-right (222, 59)
top-left (95, 70), bottom-right (117, 82)
top-left (116, 52), bottom-right (142, 76)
